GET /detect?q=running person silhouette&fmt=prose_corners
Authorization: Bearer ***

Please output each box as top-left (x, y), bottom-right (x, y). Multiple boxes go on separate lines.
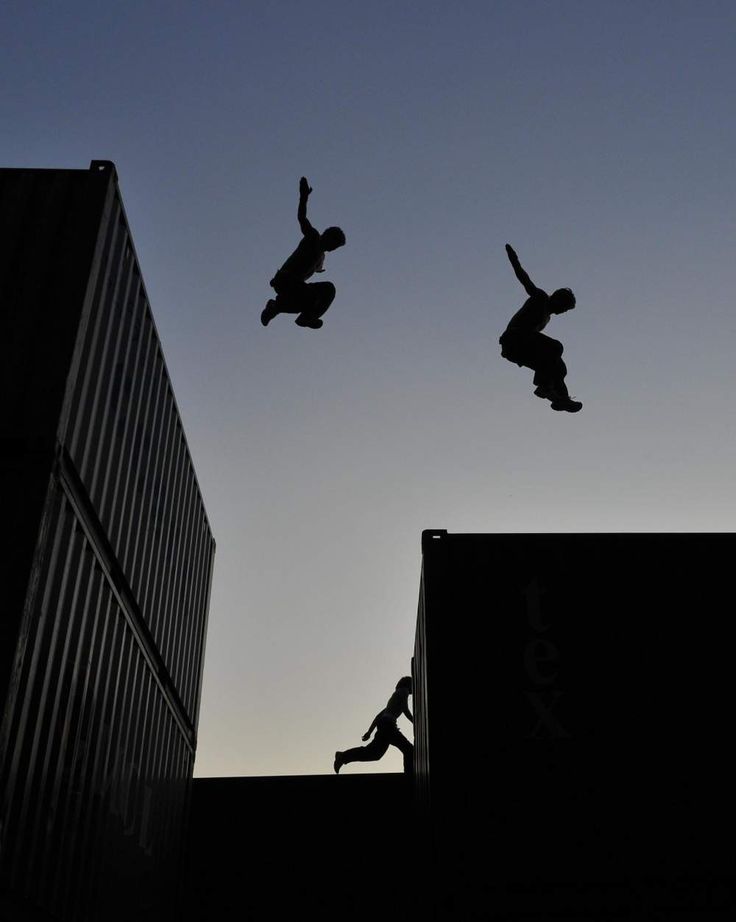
top-left (334, 677), bottom-right (414, 775)
top-left (261, 177), bottom-right (346, 330)
top-left (500, 244), bottom-right (582, 412)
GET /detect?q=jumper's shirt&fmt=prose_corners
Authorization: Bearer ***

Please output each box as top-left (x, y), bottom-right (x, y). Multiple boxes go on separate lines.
top-left (272, 226), bottom-right (325, 285)
top-left (501, 288), bottom-right (551, 339)
top-left (376, 687), bottom-right (411, 726)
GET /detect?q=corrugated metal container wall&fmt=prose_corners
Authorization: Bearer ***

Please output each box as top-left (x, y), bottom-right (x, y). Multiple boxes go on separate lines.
top-left (0, 162), bottom-right (215, 922)
top-left (412, 557), bottom-right (430, 807)
top-left (59, 165), bottom-right (214, 726)
top-left (2, 483), bottom-right (193, 921)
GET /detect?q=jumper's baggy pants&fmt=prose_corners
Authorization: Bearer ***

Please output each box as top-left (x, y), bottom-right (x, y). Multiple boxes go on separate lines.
top-left (270, 274), bottom-right (336, 325)
top-left (500, 331), bottom-right (570, 397)
top-left (341, 719), bottom-right (414, 775)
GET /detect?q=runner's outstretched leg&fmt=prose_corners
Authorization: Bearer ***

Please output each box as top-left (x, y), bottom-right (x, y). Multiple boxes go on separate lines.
top-left (334, 736), bottom-right (389, 773)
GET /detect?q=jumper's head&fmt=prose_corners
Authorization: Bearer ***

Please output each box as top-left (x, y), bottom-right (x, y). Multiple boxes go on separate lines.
top-left (321, 226), bottom-right (346, 251)
top-left (550, 288), bottom-right (576, 314)
top-left (396, 676), bottom-right (413, 692)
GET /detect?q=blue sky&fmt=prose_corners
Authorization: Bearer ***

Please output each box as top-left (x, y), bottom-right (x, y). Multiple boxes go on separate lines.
top-left (3, 0), bottom-right (735, 775)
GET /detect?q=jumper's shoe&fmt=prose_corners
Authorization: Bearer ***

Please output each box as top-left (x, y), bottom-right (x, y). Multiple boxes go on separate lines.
top-left (333, 751), bottom-right (344, 774)
top-left (295, 315), bottom-right (323, 329)
top-left (261, 299), bottom-right (278, 327)
top-left (551, 397), bottom-right (583, 413)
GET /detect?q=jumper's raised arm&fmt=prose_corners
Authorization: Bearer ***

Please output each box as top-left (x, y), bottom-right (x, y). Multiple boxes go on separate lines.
top-left (505, 243), bottom-right (537, 296)
top-left (297, 176), bottom-right (315, 236)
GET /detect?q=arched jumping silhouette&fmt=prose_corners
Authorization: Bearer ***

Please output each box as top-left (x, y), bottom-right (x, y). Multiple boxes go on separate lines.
top-left (334, 676), bottom-right (414, 775)
top-left (261, 177), bottom-right (346, 330)
top-left (499, 244), bottom-right (582, 412)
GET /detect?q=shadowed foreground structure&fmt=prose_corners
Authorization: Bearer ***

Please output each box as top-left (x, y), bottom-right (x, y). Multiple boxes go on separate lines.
top-left (414, 530), bottom-right (734, 919)
top-left (183, 532), bottom-right (733, 920)
top-left (0, 161), bottom-right (215, 922)
top-left (184, 774), bottom-right (415, 921)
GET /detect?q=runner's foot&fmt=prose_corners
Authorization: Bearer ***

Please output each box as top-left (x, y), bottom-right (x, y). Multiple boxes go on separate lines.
top-left (261, 299), bottom-right (278, 327)
top-left (333, 751), bottom-right (344, 774)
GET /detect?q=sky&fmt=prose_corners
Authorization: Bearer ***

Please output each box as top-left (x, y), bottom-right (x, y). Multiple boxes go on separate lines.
top-left (2, 0), bottom-right (735, 777)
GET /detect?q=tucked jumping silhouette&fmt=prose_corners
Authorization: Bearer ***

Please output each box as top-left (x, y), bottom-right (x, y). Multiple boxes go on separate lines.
top-left (261, 177), bottom-right (346, 330)
top-left (334, 676), bottom-right (414, 775)
top-left (500, 244), bottom-right (582, 412)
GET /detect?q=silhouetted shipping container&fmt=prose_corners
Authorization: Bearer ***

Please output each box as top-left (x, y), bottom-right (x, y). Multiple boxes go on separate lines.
top-left (414, 530), bottom-right (734, 920)
top-left (0, 162), bottom-right (215, 922)
top-left (184, 774), bottom-right (414, 922)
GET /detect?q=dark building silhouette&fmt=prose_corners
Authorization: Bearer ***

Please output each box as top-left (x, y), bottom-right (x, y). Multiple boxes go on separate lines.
top-left (0, 161), bottom-right (215, 922)
top-left (414, 530), bottom-right (734, 919)
top-left (184, 774), bottom-right (414, 922)
top-left (179, 530), bottom-right (733, 919)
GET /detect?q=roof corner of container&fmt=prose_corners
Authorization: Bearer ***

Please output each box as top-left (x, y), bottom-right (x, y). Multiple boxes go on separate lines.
top-left (422, 530), bottom-right (447, 554)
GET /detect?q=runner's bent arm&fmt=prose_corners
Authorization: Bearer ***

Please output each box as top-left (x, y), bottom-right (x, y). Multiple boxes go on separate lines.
top-left (362, 715), bottom-right (379, 741)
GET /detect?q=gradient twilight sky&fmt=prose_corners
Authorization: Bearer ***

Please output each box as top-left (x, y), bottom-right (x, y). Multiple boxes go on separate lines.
top-left (3, 1), bottom-right (735, 776)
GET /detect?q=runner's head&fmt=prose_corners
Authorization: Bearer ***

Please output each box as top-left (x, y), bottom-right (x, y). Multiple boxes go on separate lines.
top-left (395, 676), bottom-right (412, 692)
top-left (550, 288), bottom-right (576, 314)
top-left (321, 226), bottom-right (346, 251)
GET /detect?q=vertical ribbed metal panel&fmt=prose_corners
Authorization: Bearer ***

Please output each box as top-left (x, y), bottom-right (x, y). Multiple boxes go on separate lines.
top-left (2, 483), bottom-right (194, 920)
top-left (1, 162), bottom-right (215, 922)
top-left (412, 530), bottom-right (449, 813)
top-left (60, 185), bottom-right (215, 721)
top-left (412, 569), bottom-right (430, 805)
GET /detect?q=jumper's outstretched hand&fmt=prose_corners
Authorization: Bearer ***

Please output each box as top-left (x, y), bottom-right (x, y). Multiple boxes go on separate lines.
top-left (299, 177), bottom-right (312, 198)
top-left (505, 243), bottom-right (517, 259)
